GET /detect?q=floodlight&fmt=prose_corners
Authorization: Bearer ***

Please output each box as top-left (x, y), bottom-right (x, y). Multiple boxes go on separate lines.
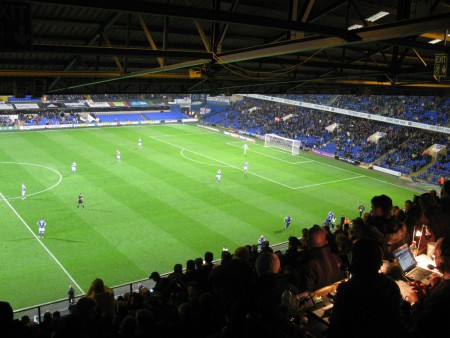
top-left (348, 24), bottom-right (363, 30)
top-left (365, 11), bottom-right (389, 22)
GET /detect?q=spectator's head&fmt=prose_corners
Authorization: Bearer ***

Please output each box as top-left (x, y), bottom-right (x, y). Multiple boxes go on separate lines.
top-left (149, 272), bottom-right (161, 281)
top-left (288, 236), bottom-right (300, 249)
top-left (350, 239), bottom-right (383, 274)
top-left (429, 189), bottom-right (438, 199)
top-left (442, 181), bottom-right (450, 198)
top-left (135, 309), bottom-right (155, 335)
top-left (186, 259), bottom-right (195, 271)
top-left (118, 315), bottom-right (136, 336)
top-left (423, 206), bottom-right (450, 239)
top-left (371, 194), bottom-right (393, 217)
top-left (204, 251), bottom-right (213, 264)
top-left (404, 200), bottom-right (413, 211)
top-left (418, 192), bottom-right (437, 213)
top-left (255, 252), bottom-right (281, 276)
top-left (43, 311), bottom-right (52, 323)
top-left (92, 278), bottom-right (105, 294)
top-left (0, 301), bottom-right (13, 323)
top-left (307, 225), bottom-right (328, 249)
top-left (435, 237), bottom-right (450, 275)
top-left (233, 246), bottom-right (250, 263)
top-left (76, 297), bottom-right (97, 319)
top-left (301, 228), bottom-right (308, 237)
top-left (393, 208), bottom-right (405, 222)
top-left (194, 257), bottom-right (203, 269)
top-left (221, 250), bottom-right (232, 264)
top-left (21, 315), bottom-right (30, 325)
top-left (174, 263), bottom-right (182, 274)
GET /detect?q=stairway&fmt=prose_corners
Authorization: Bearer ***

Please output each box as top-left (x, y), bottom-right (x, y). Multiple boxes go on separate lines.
top-left (410, 157), bottom-right (436, 180)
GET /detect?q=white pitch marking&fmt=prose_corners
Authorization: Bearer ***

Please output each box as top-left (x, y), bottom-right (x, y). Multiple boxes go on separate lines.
top-left (225, 142), bottom-right (313, 164)
top-left (180, 149), bottom-right (233, 167)
top-left (293, 175), bottom-right (365, 189)
top-left (150, 136), bottom-right (296, 189)
top-left (0, 192), bottom-right (84, 293)
top-left (0, 162), bottom-right (63, 200)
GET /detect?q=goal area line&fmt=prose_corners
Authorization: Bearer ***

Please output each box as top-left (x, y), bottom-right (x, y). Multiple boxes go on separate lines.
top-left (225, 141), bottom-right (312, 164)
top-left (150, 135), bottom-right (365, 190)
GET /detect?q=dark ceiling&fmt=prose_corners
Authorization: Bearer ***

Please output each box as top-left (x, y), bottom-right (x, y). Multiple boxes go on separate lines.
top-left (1, 0), bottom-right (450, 96)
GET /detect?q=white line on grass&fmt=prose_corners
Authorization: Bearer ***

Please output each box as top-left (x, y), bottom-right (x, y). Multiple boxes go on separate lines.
top-left (293, 175), bottom-right (365, 189)
top-left (303, 158), bottom-right (422, 192)
top-left (223, 136), bottom-right (421, 193)
top-left (0, 162), bottom-right (63, 200)
top-left (0, 192), bottom-right (84, 294)
top-left (225, 142), bottom-right (313, 164)
top-left (150, 136), bottom-right (296, 189)
top-left (153, 131), bottom-right (413, 193)
top-left (364, 175), bottom-right (423, 192)
top-left (149, 131), bottom-right (214, 137)
top-left (180, 149), bottom-right (233, 167)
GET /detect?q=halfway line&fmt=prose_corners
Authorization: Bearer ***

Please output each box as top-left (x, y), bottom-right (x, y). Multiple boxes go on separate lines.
top-left (0, 192), bottom-right (84, 293)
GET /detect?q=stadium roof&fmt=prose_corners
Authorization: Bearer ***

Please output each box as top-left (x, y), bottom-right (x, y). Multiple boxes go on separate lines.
top-left (1, 0), bottom-right (450, 96)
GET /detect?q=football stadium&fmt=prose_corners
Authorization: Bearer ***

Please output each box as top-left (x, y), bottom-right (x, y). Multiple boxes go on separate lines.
top-left (1, 1), bottom-right (450, 337)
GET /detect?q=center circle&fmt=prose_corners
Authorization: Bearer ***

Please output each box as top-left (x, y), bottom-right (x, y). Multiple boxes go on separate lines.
top-left (0, 162), bottom-right (63, 200)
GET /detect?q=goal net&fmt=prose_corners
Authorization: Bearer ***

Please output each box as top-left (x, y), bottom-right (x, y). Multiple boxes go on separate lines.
top-left (264, 134), bottom-right (301, 155)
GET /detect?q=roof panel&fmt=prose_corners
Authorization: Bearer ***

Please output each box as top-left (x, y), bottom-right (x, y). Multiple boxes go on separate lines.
top-left (0, 0), bottom-right (447, 95)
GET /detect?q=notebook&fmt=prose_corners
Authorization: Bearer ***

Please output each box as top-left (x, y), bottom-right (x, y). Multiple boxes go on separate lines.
top-left (393, 244), bottom-right (434, 282)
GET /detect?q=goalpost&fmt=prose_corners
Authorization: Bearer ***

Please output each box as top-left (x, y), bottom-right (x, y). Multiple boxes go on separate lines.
top-left (264, 134), bottom-right (301, 155)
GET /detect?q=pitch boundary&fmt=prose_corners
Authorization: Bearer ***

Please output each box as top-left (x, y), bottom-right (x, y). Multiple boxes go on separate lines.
top-left (0, 192), bottom-right (84, 293)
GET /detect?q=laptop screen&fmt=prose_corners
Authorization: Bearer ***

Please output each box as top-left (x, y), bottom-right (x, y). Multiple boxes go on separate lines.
top-left (394, 245), bottom-right (416, 272)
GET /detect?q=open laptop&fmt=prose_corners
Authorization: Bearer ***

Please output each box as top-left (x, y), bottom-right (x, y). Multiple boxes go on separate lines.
top-left (393, 244), bottom-right (434, 282)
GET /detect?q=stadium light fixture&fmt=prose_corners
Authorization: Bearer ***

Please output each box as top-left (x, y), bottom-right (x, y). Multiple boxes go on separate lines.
top-left (429, 39), bottom-right (442, 44)
top-left (348, 24), bottom-right (363, 30)
top-left (365, 11), bottom-right (389, 22)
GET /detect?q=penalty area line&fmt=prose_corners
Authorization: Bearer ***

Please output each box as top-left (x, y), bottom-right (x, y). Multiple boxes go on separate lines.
top-left (224, 142), bottom-right (312, 164)
top-left (150, 136), bottom-right (296, 189)
top-left (0, 192), bottom-right (84, 294)
top-left (293, 175), bottom-right (365, 189)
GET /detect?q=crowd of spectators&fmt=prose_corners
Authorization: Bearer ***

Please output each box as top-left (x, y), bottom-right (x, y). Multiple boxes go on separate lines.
top-left (39, 94), bottom-right (171, 103)
top-left (18, 112), bottom-right (82, 126)
top-left (203, 96), bottom-right (450, 179)
top-left (380, 131), bottom-right (447, 173)
top-left (425, 153), bottom-right (450, 183)
top-left (309, 94), bottom-right (450, 126)
top-left (275, 94), bottom-right (450, 127)
top-left (3, 184), bottom-right (450, 338)
top-left (0, 116), bottom-right (16, 127)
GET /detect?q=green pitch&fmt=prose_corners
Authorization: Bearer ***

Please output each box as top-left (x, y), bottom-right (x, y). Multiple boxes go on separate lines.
top-left (0, 124), bottom-right (424, 309)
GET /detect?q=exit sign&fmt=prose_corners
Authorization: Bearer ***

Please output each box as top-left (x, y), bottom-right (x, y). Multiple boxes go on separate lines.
top-left (434, 53), bottom-right (448, 78)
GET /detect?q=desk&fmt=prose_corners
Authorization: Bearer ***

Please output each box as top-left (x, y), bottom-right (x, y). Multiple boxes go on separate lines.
top-left (392, 254), bottom-right (441, 298)
top-left (415, 253), bottom-right (437, 269)
top-left (302, 280), bottom-right (346, 338)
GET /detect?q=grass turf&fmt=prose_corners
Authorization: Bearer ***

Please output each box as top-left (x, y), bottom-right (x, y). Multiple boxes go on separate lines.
top-left (0, 124), bottom-right (425, 309)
